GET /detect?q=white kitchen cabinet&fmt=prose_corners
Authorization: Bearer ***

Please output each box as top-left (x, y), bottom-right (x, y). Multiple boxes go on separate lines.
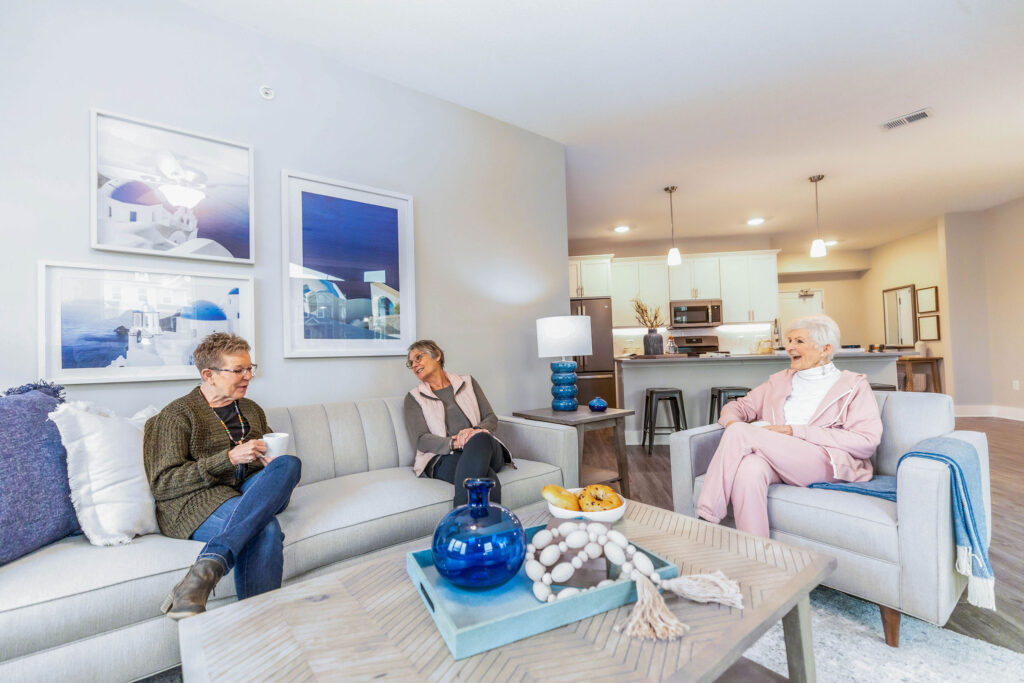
top-left (692, 256), bottom-right (721, 299)
top-left (637, 259), bottom-right (669, 321)
top-left (609, 261), bottom-right (639, 326)
top-left (569, 256), bottom-right (612, 298)
top-left (747, 253), bottom-right (779, 322)
top-left (718, 252), bottom-right (779, 322)
top-left (668, 256), bottom-right (720, 300)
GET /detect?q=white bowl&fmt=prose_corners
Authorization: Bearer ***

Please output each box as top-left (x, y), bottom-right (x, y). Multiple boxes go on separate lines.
top-left (546, 487), bottom-right (626, 523)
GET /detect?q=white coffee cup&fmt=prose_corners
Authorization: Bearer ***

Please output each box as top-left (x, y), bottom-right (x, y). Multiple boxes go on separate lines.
top-left (262, 432), bottom-right (291, 461)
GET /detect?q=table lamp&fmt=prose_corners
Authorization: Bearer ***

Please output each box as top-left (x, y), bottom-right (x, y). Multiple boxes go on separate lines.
top-left (536, 315), bottom-right (592, 411)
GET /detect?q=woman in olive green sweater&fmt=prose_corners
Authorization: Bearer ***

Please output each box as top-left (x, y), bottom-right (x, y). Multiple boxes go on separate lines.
top-left (144, 333), bottom-right (301, 620)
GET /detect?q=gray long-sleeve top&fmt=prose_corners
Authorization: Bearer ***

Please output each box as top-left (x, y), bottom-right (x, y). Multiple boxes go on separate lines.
top-left (403, 377), bottom-right (498, 455)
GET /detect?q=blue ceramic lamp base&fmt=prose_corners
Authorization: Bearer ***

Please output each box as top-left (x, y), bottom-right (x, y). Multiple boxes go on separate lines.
top-left (550, 360), bottom-right (579, 411)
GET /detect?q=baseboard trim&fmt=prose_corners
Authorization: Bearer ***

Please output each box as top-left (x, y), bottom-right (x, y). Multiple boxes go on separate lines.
top-left (955, 404), bottom-right (1024, 421)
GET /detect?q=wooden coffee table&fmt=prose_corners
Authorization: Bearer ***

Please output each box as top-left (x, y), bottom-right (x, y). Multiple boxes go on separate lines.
top-left (180, 501), bottom-right (834, 682)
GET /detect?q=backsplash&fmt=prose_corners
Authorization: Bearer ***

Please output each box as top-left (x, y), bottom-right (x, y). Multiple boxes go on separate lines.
top-left (613, 323), bottom-right (773, 356)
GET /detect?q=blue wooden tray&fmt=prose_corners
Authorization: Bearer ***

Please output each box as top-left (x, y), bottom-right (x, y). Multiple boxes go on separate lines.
top-left (406, 524), bottom-right (679, 660)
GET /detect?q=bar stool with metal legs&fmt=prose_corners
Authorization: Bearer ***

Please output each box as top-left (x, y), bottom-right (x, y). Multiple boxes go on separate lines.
top-left (708, 386), bottom-right (751, 424)
top-left (641, 387), bottom-right (687, 454)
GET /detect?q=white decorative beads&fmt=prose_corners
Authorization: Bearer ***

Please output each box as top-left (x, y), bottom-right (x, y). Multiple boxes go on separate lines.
top-left (551, 562), bottom-right (574, 583)
top-left (528, 523), bottom-right (662, 603)
top-left (539, 545), bottom-right (561, 566)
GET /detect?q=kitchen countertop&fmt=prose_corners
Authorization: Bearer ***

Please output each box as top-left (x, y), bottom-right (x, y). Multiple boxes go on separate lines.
top-left (616, 351), bottom-right (906, 363)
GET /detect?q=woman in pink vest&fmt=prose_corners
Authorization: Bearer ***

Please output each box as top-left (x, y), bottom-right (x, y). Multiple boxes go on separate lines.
top-left (696, 314), bottom-right (883, 538)
top-left (403, 340), bottom-right (511, 506)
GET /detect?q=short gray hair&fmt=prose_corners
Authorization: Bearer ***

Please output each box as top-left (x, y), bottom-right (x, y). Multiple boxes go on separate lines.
top-left (407, 339), bottom-right (444, 368)
top-left (783, 315), bottom-right (841, 361)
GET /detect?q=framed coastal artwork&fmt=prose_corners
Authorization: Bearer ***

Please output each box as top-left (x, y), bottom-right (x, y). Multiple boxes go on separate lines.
top-left (281, 170), bottom-right (415, 357)
top-left (39, 262), bottom-right (255, 384)
top-left (916, 285), bottom-right (938, 314)
top-left (90, 110), bottom-right (255, 263)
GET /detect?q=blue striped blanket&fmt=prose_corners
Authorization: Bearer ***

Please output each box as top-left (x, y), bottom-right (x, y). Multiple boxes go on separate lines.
top-left (810, 436), bottom-right (994, 609)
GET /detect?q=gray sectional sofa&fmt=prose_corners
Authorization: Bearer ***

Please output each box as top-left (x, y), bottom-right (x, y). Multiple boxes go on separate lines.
top-left (0, 397), bottom-right (577, 682)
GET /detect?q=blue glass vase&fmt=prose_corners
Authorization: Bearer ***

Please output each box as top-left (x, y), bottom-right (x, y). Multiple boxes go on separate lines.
top-left (588, 396), bottom-right (608, 412)
top-left (431, 478), bottom-right (526, 589)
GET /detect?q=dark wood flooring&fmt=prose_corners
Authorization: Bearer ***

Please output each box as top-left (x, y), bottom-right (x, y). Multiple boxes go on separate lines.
top-left (584, 417), bottom-right (1024, 654)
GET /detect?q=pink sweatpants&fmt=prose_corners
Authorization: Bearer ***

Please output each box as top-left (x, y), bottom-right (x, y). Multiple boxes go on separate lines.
top-left (696, 423), bottom-right (838, 538)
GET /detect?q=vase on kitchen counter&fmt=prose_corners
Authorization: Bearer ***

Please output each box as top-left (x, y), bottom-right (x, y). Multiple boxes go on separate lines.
top-left (643, 328), bottom-right (664, 355)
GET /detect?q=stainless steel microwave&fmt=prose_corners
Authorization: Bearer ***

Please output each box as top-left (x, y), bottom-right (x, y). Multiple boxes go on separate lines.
top-left (669, 299), bottom-right (723, 328)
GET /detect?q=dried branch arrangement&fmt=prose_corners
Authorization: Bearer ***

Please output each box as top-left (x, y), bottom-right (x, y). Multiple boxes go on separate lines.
top-left (632, 298), bottom-right (665, 329)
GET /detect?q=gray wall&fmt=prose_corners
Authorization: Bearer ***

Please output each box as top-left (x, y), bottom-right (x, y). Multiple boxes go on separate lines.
top-left (0, 1), bottom-right (568, 416)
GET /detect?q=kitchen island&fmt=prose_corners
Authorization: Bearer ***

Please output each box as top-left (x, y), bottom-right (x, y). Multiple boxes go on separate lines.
top-left (615, 351), bottom-right (903, 445)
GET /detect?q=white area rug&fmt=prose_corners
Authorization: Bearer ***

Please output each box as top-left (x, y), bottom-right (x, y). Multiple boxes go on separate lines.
top-left (744, 587), bottom-right (1024, 682)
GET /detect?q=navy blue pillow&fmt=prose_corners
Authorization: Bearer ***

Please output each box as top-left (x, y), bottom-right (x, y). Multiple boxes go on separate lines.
top-left (0, 383), bottom-right (80, 565)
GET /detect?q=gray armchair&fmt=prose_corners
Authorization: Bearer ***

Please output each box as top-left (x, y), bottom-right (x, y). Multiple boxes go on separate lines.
top-left (670, 391), bottom-right (990, 647)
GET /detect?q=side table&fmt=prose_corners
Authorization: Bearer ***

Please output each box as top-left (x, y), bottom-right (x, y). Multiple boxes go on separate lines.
top-left (512, 407), bottom-right (634, 498)
top-left (898, 356), bottom-right (944, 393)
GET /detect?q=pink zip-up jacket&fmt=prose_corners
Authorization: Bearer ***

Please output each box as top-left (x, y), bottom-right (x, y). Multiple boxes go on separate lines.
top-left (719, 368), bottom-right (882, 482)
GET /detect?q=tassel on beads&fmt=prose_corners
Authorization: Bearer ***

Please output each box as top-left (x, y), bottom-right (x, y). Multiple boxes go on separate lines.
top-left (614, 573), bottom-right (690, 641)
top-left (661, 570), bottom-right (745, 610)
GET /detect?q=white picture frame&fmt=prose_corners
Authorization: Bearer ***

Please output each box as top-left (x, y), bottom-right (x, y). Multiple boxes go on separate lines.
top-left (39, 261), bottom-right (255, 384)
top-left (281, 170), bottom-right (415, 357)
top-left (90, 110), bottom-right (255, 264)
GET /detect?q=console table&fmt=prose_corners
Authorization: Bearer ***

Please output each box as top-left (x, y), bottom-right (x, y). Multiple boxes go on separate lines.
top-left (512, 407), bottom-right (634, 498)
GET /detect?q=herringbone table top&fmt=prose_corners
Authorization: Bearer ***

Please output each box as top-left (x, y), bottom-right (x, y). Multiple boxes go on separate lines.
top-left (179, 501), bottom-right (834, 682)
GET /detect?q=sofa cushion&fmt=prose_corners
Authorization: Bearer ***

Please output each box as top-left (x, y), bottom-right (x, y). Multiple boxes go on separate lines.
top-left (0, 386), bottom-right (80, 565)
top-left (693, 474), bottom-right (898, 562)
top-left (0, 533), bottom-right (226, 662)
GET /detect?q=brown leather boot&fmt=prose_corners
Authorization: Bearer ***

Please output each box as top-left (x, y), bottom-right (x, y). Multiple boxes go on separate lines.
top-left (160, 558), bottom-right (225, 620)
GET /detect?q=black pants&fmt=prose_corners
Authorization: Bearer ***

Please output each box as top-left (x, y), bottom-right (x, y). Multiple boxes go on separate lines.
top-left (431, 432), bottom-right (507, 506)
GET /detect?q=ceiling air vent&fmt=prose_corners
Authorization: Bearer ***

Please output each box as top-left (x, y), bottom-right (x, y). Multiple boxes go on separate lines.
top-left (882, 108), bottom-right (931, 130)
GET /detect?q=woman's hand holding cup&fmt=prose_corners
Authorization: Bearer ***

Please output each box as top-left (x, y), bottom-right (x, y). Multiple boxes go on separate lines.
top-left (228, 439), bottom-right (266, 465)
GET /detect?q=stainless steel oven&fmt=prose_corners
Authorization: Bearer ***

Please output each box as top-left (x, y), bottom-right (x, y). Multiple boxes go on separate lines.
top-left (669, 299), bottom-right (723, 328)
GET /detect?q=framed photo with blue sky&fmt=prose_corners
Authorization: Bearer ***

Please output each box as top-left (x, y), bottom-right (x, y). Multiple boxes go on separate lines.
top-left (90, 110), bottom-right (255, 264)
top-left (281, 171), bottom-right (415, 357)
top-left (39, 262), bottom-right (254, 383)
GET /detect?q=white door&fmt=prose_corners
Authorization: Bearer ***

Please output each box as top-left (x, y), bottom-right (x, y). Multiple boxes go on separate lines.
top-left (778, 289), bottom-right (824, 330)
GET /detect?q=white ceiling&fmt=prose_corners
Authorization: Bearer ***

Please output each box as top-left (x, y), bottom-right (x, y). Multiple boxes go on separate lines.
top-left (179, 0), bottom-right (1024, 255)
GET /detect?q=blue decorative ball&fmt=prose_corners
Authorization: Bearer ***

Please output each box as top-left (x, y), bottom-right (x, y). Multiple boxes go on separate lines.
top-left (550, 360), bottom-right (577, 373)
top-left (588, 397), bottom-right (609, 412)
top-left (552, 397), bottom-right (579, 411)
top-left (551, 384), bottom-right (579, 398)
top-left (550, 371), bottom-right (578, 385)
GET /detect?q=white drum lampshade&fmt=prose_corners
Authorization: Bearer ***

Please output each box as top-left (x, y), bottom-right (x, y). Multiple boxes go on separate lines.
top-left (536, 316), bottom-right (592, 411)
top-left (536, 316), bottom-right (592, 358)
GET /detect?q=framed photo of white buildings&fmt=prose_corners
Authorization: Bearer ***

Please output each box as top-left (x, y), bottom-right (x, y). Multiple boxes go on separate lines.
top-left (281, 170), bottom-right (415, 357)
top-left (90, 110), bottom-right (255, 263)
top-left (39, 262), bottom-right (254, 384)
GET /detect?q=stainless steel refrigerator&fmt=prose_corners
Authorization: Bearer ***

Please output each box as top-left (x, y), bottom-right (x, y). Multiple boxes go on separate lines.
top-left (570, 297), bottom-right (616, 408)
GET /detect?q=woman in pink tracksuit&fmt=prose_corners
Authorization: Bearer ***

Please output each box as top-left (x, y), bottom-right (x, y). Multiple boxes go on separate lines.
top-left (696, 315), bottom-right (883, 537)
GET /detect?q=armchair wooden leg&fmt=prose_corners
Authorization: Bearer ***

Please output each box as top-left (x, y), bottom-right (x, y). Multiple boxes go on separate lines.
top-left (879, 605), bottom-right (901, 647)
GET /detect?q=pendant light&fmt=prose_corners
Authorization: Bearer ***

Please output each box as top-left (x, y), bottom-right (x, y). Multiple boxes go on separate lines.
top-left (808, 174), bottom-right (827, 258)
top-left (665, 185), bottom-right (681, 266)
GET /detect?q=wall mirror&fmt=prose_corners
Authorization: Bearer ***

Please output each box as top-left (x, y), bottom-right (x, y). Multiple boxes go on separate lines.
top-left (882, 284), bottom-right (917, 347)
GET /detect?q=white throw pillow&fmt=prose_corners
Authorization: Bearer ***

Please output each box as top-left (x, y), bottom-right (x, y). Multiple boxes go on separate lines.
top-left (49, 402), bottom-right (160, 545)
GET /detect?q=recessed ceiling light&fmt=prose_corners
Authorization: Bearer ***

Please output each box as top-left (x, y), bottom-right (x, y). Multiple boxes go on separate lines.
top-left (747, 217), bottom-right (765, 226)
top-left (824, 240), bottom-right (838, 246)
top-left (613, 225), bottom-right (630, 233)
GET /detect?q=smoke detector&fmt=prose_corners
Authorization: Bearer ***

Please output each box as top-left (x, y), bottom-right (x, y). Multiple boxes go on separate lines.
top-left (882, 108), bottom-right (931, 130)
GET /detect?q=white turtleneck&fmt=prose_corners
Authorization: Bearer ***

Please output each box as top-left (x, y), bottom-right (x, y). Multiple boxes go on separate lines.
top-left (784, 362), bottom-right (841, 426)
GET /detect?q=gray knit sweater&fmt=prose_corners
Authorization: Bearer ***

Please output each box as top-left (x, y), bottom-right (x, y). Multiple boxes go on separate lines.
top-left (143, 386), bottom-right (269, 539)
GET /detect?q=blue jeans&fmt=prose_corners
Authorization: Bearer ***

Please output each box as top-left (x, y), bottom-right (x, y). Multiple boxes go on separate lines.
top-left (191, 455), bottom-right (301, 600)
